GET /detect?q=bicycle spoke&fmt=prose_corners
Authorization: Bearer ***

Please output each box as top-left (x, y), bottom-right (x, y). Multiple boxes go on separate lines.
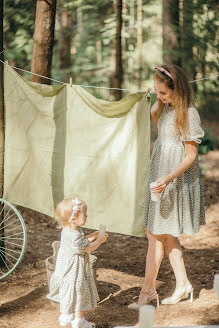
top-left (0, 202), bottom-right (5, 216)
top-left (3, 231), bottom-right (24, 238)
top-left (0, 198), bottom-right (27, 279)
top-left (0, 246), bottom-right (21, 255)
top-left (2, 240), bottom-right (23, 249)
top-left (0, 218), bottom-right (21, 231)
top-left (2, 207), bottom-right (12, 222)
top-left (3, 250), bottom-right (19, 262)
top-left (3, 211), bottom-right (16, 224)
top-left (0, 250), bottom-right (15, 266)
top-left (0, 251), bottom-right (10, 271)
top-left (0, 212), bottom-right (17, 227)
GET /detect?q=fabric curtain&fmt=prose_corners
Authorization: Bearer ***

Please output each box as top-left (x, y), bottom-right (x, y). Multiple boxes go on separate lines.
top-left (3, 66), bottom-right (150, 236)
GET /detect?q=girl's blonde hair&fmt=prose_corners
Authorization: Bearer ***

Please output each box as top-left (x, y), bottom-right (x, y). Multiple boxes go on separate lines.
top-left (55, 197), bottom-right (85, 227)
top-left (153, 64), bottom-right (193, 138)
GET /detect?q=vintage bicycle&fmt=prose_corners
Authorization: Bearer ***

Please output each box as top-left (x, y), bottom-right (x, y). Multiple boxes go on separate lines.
top-left (0, 198), bottom-right (27, 280)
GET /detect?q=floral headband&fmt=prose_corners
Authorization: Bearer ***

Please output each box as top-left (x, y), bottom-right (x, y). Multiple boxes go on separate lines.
top-left (68, 198), bottom-right (82, 222)
top-left (155, 66), bottom-right (173, 80)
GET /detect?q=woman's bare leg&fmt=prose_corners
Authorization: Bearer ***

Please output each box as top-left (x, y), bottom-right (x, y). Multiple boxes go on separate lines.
top-left (163, 234), bottom-right (189, 288)
top-left (140, 230), bottom-right (164, 294)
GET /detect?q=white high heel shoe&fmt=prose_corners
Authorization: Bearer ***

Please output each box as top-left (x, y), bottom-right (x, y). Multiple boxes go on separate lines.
top-left (161, 282), bottom-right (193, 305)
top-left (128, 289), bottom-right (160, 310)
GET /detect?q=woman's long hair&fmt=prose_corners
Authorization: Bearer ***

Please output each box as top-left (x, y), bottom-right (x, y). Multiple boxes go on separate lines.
top-left (153, 64), bottom-right (193, 138)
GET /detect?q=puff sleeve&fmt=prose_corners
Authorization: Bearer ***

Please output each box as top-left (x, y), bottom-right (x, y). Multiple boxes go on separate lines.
top-left (72, 232), bottom-right (89, 256)
top-left (180, 106), bottom-right (204, 144)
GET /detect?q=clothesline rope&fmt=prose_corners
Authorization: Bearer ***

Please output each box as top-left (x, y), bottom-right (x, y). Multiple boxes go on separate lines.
top-left (0, 59), bottom-right (218, 91)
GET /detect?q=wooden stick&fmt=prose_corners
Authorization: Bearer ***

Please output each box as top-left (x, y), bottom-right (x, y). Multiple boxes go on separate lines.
top-left (69, 77), bottom-right (72, 87)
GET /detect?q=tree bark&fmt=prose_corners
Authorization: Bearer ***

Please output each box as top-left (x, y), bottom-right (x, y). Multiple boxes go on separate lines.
top-left (0, 0), bottom-right (4, 199)
top-left (96, 40), bottom-right (102, 65)
top-left (182, 0), bottom-right (195, 81)
top-left (0, 0), bottom-right (5, 267)
top-left (31, 0), bottom-right (57, 84)
top-left (137, 0), bottom-right (143, 89)
top-left (162, 0), bottom-right (181, 65)
top-left (112, 0), bottom-right (123, 101)
top-left (57, 0), bottom-right (72, 70)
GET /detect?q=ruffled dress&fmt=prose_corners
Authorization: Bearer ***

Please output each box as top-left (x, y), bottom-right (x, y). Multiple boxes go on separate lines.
top-left (144, 104), bottom-right (205, 237)
top-left (47, 227), bottom-right (99, 314)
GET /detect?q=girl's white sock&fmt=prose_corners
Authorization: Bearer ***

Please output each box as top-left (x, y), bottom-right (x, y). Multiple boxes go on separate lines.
top-left (59, 313), bottom-right (74, 325)
top-left (74, 317), bottom-right (85, 324)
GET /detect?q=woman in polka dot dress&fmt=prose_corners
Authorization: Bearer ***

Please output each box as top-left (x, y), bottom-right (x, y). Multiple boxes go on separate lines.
top-left (130, 64), bottom-right (205, 309)
top-left (47, 197), bottom-right (108, 328)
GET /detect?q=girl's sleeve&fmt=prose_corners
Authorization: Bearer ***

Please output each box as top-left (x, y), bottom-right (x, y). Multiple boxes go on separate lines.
top-left (72, 234), bottom-right (89, 256)
top-left (180, 106), bottom-right (205, 144)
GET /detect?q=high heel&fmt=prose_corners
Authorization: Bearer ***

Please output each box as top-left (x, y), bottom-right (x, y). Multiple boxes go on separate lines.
top-left (128, 289), bottom-right (159, 310)
top-left (161, 282), bottom-right (193, 305)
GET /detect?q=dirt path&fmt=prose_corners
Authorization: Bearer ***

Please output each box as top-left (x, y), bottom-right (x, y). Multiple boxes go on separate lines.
top-left (0, 151), bottom-right (219, 328)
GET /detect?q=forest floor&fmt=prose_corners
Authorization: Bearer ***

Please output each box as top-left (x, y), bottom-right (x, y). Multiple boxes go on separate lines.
top-left (0, 146), bottom-right (219, 327)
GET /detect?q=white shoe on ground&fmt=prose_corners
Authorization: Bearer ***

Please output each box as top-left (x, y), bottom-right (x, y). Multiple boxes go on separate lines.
top-left (71, 317), bottom-right (95, 328)
top-left (59, 313), bottom-right (74, 326)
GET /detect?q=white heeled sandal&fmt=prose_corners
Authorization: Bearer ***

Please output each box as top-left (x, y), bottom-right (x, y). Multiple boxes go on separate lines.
top-left (161, 282), bottom-right (193, 305)
top-left (128, 289), bottom-right (160, 310)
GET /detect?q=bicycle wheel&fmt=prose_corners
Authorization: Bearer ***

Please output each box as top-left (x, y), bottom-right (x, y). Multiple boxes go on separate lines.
top-left (0, 198), bottom-right (27, 279)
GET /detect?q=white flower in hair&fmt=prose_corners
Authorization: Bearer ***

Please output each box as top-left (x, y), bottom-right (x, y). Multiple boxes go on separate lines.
top-left (68, 197), bottom-right (82, 222)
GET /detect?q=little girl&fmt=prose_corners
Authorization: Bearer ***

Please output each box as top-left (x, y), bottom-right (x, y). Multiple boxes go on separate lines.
top-left (47, 197), bottom-right (108, 328)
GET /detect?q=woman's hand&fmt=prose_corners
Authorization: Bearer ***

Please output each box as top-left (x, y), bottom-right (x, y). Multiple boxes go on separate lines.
top-left (152, 175), bottom-right (172, 193)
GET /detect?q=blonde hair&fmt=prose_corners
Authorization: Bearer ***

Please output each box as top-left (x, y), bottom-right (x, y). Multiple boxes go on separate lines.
top-left (153, 64), bottom-right (193, 138)
top-left (55, 197), bottom-right (86, 227)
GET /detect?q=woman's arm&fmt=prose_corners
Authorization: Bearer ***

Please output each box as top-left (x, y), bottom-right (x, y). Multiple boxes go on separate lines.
top-left (153, 141), bottom-right (198, 193)
top-left (150, 101), bottom-right (158, 130)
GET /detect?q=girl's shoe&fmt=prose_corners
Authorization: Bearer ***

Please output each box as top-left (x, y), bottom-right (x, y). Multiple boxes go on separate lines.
top-left (59, 313), bottom-right (74, 326)
top-left (128, 289), bottom-right (159, 310)
top-left (161, 282), bottom-right (193, 305)
top-left (71, 317), bottom-right (95, 328)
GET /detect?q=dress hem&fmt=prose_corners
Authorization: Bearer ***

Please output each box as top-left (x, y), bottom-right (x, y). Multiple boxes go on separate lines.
top-left (144, 224), bottom-right (205, 238)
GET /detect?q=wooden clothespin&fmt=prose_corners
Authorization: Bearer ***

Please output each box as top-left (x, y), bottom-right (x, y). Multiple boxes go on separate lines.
top-left (5, 60), bottom-right (9, 71)
top-left (69, 77), bottom-right (72, 87)
top-left (144, 87), bottom-right (151, 97)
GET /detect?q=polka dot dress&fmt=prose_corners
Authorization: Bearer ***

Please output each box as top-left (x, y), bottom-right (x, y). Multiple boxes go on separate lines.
top-left (144, 104), bottom-right (205, 237)
top-left (47, 227), bottom-right (99, 314)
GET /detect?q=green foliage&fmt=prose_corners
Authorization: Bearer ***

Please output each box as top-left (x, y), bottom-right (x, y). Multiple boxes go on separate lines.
top-left (4, 0), bottom-right (36, 69)
top-left (51, 0), bottom-right (162, 96)
top-left (192, 0), bottom-right (219, 112)
top-left (3, 0), bottom-right (218, 110)
top-left (198, 128), bottom-right (219, 154)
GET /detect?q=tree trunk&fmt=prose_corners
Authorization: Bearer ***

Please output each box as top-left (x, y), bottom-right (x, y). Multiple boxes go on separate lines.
top-left (31, 0), bottom-right (57, 84)
top-left (162, 0), bottom-right (181, 65)
top-left (129, 0), bottom-right (135, 29)
top-left (182, 0), bottom-right (195, 81)
top-left (96, 40), bottom-right (102, 65)
top-left (112, 0), bottom-right (123, 101)
top-left (0, 0), bottom-right (5, 266)
top-left (57, 0), bottom-right (72, 70)
top-left (137, 0), bottom-right (143, 89)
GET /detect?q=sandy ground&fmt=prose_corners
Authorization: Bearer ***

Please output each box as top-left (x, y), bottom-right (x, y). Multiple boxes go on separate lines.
top-left (0, 150), bottom-right (219, 328)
